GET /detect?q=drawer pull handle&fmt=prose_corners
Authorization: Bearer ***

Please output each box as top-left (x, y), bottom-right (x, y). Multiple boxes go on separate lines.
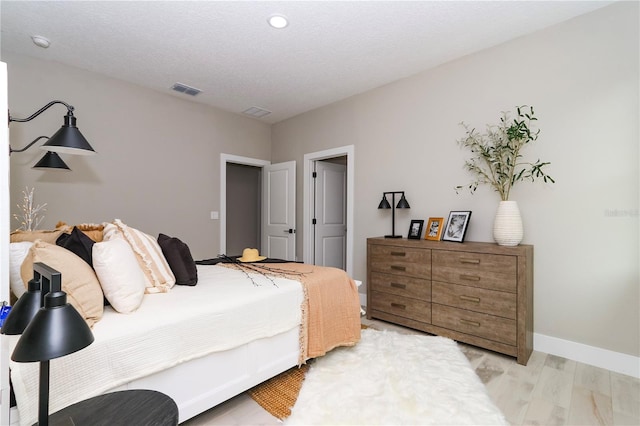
top-left (391, 265), bottom-right (406, 271)
top-left (460, 258), bottom-right (481, 264)
top-left (390, 303), bottom-right (406, 310)
top-left (390, 282), bottom-right (406, 289)
top-left (459, 295), bottom-right (481, 303)
top-left (460, 319), bottom-right (481, 327)
top-left (460, 274), bottom-right (481, 281)
top-left (390, 251), bottom-right (406, 257)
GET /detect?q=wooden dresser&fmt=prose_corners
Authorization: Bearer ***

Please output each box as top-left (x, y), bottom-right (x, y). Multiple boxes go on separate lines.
top-left (366, 237), bottom-right (533, 365)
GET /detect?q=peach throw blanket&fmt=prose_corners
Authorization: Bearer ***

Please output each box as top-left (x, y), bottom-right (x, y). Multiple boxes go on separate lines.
top-left (225, 262), bottom-right (361, 363)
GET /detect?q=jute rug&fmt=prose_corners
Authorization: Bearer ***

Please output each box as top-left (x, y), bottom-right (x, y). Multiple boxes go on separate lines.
top-left (247, 363), bottom-right (311, 419)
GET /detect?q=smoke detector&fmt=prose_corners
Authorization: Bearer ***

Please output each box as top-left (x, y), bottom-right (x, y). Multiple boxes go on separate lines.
top-left (31, 35), bottom-right (50, 49)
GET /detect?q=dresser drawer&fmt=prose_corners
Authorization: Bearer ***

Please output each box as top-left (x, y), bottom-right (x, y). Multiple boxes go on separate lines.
top-left (432, 282), bottom-right (516, 319)
top-left (432, 304), bottom-right (516, 346)
top-left (370, 244), bottom-right (430, 278)
top-left (370, 272), bottom-right (431, 301)
top-left (432, 251), bottom-right (516, 292)
top-left (371, 291), bottom-right (431, 323)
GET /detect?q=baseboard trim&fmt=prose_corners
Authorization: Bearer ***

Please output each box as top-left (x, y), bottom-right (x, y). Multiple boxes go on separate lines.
top-left (534, 333), bottom-right (639, 378)
top-left (359, 298), bottom-right (638, 378)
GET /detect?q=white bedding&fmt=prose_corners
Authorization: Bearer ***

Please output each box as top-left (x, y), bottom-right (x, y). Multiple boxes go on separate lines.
top-left (9, 264), bottom-right (304, 426)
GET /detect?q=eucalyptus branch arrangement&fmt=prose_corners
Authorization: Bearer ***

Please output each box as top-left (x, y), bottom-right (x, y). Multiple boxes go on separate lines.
top-left (13, 187), bottom-right (47, 231)
top-left (455, 105), bottom-right (555, 201)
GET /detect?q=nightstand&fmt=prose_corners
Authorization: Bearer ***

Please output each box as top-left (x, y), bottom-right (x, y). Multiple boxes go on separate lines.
top-left (47, 389), bottom-right (178, 426)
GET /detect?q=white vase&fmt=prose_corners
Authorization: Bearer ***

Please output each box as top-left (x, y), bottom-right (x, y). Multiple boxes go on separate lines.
top-left (493, 201), bottom-right (523, 246)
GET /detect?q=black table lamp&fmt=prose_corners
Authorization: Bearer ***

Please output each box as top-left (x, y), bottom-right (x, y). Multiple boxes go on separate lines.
top-left (378, 191), bottom-right (410, 238)
top-left (2, 262), bottom-right (94, 426)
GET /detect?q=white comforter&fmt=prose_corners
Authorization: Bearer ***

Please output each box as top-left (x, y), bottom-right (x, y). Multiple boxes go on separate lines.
top-left (9, 264), bottom-right (304, 426)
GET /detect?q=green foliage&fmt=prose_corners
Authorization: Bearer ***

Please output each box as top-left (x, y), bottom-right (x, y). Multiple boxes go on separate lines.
top-left (455, 105), bottom-right (555, 201)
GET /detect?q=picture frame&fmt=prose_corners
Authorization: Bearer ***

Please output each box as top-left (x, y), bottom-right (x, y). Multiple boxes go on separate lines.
top-left (442, 211), bottom-right (472, 243)
top-left (407, 219), bottom-right (424, 239)
top-left (424, 217), bottom-right (444, 241)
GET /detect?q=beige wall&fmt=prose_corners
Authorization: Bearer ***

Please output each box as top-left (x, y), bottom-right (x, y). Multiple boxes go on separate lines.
top-left (4, 52), bottom-right (271, 260)
top-left (272, 2), bottom-right (639, 356)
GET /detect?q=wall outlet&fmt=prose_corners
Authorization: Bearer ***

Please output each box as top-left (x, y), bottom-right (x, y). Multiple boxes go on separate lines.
top-left (210, 211), bottom-right (219, 220)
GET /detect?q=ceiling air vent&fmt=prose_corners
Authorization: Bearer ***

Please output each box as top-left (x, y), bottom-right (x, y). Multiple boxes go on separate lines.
top-left (171, 82), bottom-right (201, 96)
top-left (242, 106), bottom-right (271, 118)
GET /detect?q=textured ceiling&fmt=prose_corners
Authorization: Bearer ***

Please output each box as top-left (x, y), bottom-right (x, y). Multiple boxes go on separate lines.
top-left (0, 1), bottom-right (612, 124)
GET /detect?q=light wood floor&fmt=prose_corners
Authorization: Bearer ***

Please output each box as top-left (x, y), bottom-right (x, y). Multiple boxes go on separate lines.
top-left (182, 318), bottom-right (640, 426)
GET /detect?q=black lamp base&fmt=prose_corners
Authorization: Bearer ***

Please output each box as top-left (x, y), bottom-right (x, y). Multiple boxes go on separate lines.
top-left (384, 235), bottom-right (402, 238)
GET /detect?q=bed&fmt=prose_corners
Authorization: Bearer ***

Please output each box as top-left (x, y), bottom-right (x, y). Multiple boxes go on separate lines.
top-left (4, 223), bottom-right (361, 426)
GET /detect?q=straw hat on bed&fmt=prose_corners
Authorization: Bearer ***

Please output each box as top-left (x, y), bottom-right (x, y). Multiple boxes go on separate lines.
top-left (238, 248), bottom-right (266, 262)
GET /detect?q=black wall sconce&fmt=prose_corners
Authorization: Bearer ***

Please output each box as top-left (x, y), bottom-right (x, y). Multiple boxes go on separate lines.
top-left (377, 191), bottom-right (410, 238)
top-left (8, 100), bottom-right (95, 170)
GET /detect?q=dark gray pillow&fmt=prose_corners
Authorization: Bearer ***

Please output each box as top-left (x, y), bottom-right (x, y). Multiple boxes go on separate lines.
top-left (157, 233), bottom-right (198, 286)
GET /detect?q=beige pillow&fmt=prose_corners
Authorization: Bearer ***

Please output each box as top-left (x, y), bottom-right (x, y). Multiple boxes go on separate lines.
top-left (112, 219), bottom-right (175, 294)
top-left (93, 238), bottom-right (146, 313)
top-left (20, 240), bottom-right (104, 327)
top-left (10, 229), bottom-right (65, 244)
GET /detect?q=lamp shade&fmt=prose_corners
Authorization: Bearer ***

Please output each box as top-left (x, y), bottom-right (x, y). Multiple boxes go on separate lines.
top-left (11, 290), bottom-right (94, 362)
top-left (396, 194), bottom-right (410, 209)
top-left (32, 151), bottom-right (71, 171)
top-left (378, 195), bottom-right (391, 209)
top-left (41, 114), bottom-right (95, 156)
top-left (0, 279), bottom-right (42, 335)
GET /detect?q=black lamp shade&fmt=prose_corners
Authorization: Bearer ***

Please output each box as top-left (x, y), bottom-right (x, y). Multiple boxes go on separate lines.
top-left (11, 291), bottom-right (94, 362)
top-left (32, 151), bottom-right (71, 171)
top-left (41, 114), bottom-right (95, 156)
top-left (397, 194), bottom-right (410, 209)
top-left (0, 279), bottom-right (42, 335)
top-left (378, 195), bottom-right (391, 209)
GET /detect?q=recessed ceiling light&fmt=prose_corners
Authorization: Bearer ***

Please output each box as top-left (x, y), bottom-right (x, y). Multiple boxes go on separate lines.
top-left (268, 14), bottom-right (288, 29)
top-left (31, 35), bottom-right (50, 49)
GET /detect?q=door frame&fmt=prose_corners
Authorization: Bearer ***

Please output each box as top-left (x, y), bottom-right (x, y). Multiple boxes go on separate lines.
top-left (219, 154), bottom-right (270, 255)
top-left (303, 145), bottom-right (354, 277)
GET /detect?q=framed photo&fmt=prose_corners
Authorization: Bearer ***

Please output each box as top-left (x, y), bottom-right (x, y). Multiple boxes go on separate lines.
top-left (425, 217), bottom-right (444, 241)
top-left (407, 219), bottom-right (424, 240)
top-left (442, 211), bottom-right (472, 243)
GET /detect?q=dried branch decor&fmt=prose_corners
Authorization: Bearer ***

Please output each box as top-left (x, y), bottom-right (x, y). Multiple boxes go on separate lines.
top-left (13, 187), bottom-right (47, 231)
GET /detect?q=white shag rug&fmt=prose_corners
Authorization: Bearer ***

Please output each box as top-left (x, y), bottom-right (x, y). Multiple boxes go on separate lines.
top-left (286, 329), bottom-right (507, 425)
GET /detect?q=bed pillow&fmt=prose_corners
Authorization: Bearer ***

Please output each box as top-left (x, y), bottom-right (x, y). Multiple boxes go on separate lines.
top-left (9, 241), bottom-right (33, 300)
top-left (10, 229), bottom-right (66, 244)
top-left (57, 221), bottom-right (104, 242)
top-left (112, 219), bottom-right (175, 293)
top-left (157, 233), bottom-right (198, 286)
top-left (56, 226), bottom-right (96, 267)
top-left (93, 238), bottom-right (146, 313)
top-left (20, 240), bottom-right (104, 327)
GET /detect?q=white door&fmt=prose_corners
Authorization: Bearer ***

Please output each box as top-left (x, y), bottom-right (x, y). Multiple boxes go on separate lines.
top-left (261, 161), bottom-right (296, 260)
top-left (313, 161), bottom-right (346, 269)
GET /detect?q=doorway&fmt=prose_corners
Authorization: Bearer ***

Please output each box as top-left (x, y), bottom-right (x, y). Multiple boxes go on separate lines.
top-left (226, 163), bottom-right (261, 256)
top-left (220, 154), bottom-right (296, 260)
top-left (303, 145), bottom-right (354, 277)
top-left (313, 157), bottom-right (347, 270)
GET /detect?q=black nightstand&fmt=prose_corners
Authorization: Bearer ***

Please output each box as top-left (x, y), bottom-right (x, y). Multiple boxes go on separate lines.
top-left (47, 389), bottom-right (178, 426)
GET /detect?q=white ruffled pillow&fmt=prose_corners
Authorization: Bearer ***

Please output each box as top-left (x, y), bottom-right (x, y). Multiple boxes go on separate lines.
top-left (9, 241), bottom-right (33, 299)
top-left (93, 237), bottom-right (147, 313)
top-left (109, 219), bottom-right (176, 294)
